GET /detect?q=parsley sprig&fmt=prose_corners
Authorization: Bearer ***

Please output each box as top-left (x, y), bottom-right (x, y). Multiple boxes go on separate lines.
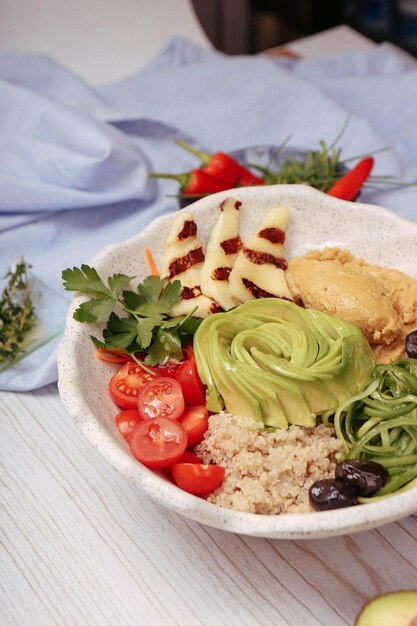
top-left (62, 265), bottom-right (201, 366)
top-left (0, 258), bottom-right (36, 365)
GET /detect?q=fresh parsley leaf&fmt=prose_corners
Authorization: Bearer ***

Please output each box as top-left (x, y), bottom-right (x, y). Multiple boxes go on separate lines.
top-left (156, 279), bottom-right (182, 310)
top-left (145, 327), bottom-right (183, 365)
top-left (137, 276), bottom-right (181, 309)
top-left (125, 277), bottom-right (181, 320)
top-left (73, 297), bottom-right (116, 324)
top-left (137, 317), bottom-right (161, 348)
top-left (63, 263), bottom-right (199, 365)
top-left (178, 317), bottom-right (203, 337)
top-left (63, 265), bottom-right (110, 296)
top-left (63, 266), bottom-right (134, 324)
top-left (137, 275), bottom-right (167, 302)
top-left (121, 290), bottom-right (145, 311)
top-left (104, 314), bottom-right (139, 347)
top-left (107, 273), bottom-right (135, 296)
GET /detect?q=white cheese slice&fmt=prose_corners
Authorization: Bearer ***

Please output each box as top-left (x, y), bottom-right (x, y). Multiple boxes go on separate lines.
top-left (160, 211), bottom-right (218, 318)
top-left (200, 197), bottom-right (242, 311)
top-left (229, 206), bottom-right (292, 303)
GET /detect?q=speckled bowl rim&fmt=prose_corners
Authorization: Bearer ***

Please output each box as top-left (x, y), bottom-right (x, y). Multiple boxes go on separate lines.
top-left (58, 184), bottom-right (417, 539)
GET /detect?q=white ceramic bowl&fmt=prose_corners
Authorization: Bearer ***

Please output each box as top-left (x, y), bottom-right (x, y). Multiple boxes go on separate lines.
top-left (57, 184), bottom-right (417, 539)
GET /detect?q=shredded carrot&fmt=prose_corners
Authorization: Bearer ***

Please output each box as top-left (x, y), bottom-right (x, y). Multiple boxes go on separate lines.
top-left (96, 348), bottom-right (133, 363)
top-left (145, 247), bottom-right (160, 277)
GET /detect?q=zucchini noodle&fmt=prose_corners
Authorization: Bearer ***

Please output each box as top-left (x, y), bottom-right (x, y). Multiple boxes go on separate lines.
top-left (333, 359), bottom-right (417, 500)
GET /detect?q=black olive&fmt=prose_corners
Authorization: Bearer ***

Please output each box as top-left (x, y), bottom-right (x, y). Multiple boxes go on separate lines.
top-left (309, 479), bottom-right (358, 511)
top-left (405, 330), bottom-right (417, 359)
top-left (335, 459), bottom-right (388, 496)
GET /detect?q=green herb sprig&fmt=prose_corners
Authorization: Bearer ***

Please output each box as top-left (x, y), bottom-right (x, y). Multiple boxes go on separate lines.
top-left (62, 266), bottom-right (202, 366)
top-left (0, 258), bottom-right (36, 364)
top-left (251, 141), bottom-right (344, 192)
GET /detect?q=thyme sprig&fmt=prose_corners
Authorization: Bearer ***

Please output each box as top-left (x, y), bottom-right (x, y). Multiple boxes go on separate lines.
top-left (251, 140), bottom-right (343, 191)
top-left (0, 258), bottom-right (36, 364)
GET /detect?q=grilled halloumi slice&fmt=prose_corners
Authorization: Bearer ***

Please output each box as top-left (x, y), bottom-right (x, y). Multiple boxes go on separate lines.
top-left (200, 197), bottom-right (242, 310)
top-left (229, 206), bottom-right (292, 303)
top-left (160, 211), bottom-right (219, 318)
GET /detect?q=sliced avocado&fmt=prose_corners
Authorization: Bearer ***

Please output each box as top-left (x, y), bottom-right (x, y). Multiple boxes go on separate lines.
top-left (194, 298), bottom-right (375, 428)
top-left (356, 590), bottom-right (417, 626)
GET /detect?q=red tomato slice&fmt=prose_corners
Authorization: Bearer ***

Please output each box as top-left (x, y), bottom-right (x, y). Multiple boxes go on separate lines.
top-left (180, 405), bottom-right (209, 446)
top-left (137, 377), bottom-right (185, 420)
top-left (182, 344), bottom-right (195, 360)
top-left (109, 362), bottom-right (159, 410)
top-left (154, 359), bottom-right (182, 378)
top-left (175, 356), bottom-right (206, 406)
top-left (171, 463), bottom-right (225, 495)
top-left (115, 409), bottom-right (142, 440)
top-left (166, 450), bottom-right (202, 476)
top-left (129, 417), bottom-right (187, 468)
top-left (178, 451), bottom-right (203, 464)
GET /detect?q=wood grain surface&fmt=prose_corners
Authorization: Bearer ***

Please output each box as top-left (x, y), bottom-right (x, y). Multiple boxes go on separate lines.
top-left (1, 385), bottom-right (416, 626)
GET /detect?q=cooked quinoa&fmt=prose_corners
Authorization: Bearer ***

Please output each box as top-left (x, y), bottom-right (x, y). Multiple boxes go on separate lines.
top-left (195, 412), bottom-right (345, 515)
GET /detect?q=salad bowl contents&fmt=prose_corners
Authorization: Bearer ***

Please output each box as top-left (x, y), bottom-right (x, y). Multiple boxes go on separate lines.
top-left (58, 184), bottom-right (417, 538)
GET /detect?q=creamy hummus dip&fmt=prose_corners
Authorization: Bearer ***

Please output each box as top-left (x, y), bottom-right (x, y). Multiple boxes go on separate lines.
top-left (286, 247), bottom-right (417, 363)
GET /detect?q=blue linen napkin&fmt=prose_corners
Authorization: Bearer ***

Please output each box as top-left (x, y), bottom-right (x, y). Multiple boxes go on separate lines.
top-left (1, 37), bottom-right (416, 391)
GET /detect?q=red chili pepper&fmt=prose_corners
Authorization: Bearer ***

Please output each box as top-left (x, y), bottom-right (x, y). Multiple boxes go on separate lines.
top-left (149, 169), bottom-right (232, 195)
top-left (175, 139), bottom-right (265, 187)
top-left (327, 157), bottom-right (374, 201)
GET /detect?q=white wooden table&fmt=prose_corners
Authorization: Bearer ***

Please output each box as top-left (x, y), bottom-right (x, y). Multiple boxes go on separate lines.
top-left (1, 383), bottom-right (417, 626)
top-left (2, 24), bottom-right (417, 626)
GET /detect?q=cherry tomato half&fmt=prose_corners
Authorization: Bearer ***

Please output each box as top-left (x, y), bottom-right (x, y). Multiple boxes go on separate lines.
top-left (165, 450), bottom-right (202, 476)
top-left (129, 417), bottom-right (187, 468)
top-left (154, 359), bottom-right (182, 378)
top-left (171, 463), bottom-right (225, 495)
top-left (180, 405), bottom-right (209, 446)
top-left (115, 409), bottom-right (142, 440)
top-left (137, 377), bottom-right (185, 420)
top-left (178, 451), bottom-right (203, 464)
top-left (109, 362), bottom-right (158, 410)
top-left (175, 356), bottom-right (206, 406)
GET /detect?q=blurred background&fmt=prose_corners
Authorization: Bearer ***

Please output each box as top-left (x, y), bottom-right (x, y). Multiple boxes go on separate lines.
top-left (192, 0), bottom-right (417, 56)
top-left (1, 0), bottom-right (416, 84)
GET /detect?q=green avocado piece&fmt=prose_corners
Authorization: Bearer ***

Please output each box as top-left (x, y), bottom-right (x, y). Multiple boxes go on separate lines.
top-left (355, 591), bottom-right (417, 626)
top-left (194, 298), bottom-right (375, 428)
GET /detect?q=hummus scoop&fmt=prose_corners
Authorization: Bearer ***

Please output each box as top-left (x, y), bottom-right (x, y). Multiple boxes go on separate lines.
top-left (286, 255), bottom-right (401, 346)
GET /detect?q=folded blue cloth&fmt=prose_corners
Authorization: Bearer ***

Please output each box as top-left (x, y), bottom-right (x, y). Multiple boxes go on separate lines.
top-left (1, 38), bottom-right (416, 391)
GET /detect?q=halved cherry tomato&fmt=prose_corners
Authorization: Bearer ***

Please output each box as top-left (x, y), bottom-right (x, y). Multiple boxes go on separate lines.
top-left (180, 405), bottom-right (209, 446)
top-left (171, 463), bottom-right (225, 495)
top-left (178, 451), bottom-right (203, 464)
top-left (109, 362), bottom-right (158, 410)
top-left (165, 450), bottom-right (202, 475)
top-left (129, 416), bottom-right (187, 468)
top-left (137, 377), bottom-right (185, 420)
top-left (154, 359), bottom-right (182, 378)
top-left (115, 409), bottom-right (142, 440)
top-left (182, 344), bottom-right (195, 360)
top-left (175, 356), bottom-right (206, 405)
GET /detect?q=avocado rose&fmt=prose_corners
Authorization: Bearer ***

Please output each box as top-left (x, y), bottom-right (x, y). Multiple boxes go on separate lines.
top-left (194, 298), bottom-right (375, 429)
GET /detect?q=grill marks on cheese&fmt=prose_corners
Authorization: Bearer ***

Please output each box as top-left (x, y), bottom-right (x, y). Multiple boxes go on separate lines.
top-left (200, 197), bottom-right (243, 310)
top-left (160, 212), bottom-right (219, 318)
top-left (159, 199), bottom-right (292, 317)
top-left (229, 206), bottom-right (292, 303)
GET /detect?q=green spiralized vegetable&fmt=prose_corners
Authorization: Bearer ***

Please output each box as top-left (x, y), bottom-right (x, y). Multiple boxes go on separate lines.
top-left (330, 359), bottom-right (417, 500)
